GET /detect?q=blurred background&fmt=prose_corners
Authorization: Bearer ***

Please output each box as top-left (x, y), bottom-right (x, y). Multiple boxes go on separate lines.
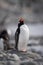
top-left (0, 0), bottom-right (43, 56)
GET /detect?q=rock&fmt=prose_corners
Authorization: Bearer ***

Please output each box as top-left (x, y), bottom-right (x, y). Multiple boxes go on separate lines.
top-left (0, 51), bottom-right (20, 65)
top-left (0, 50), bottom-right (43, 65)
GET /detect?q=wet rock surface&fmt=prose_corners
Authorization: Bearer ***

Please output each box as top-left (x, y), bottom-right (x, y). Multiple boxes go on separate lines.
top-left (0, 50), bottom-right (43, 65)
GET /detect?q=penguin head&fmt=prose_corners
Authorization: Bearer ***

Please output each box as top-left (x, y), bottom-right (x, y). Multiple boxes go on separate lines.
top-left (0, 30), bottom-right (9, 40)
top-left (19, 18), bottom-right (24, 23)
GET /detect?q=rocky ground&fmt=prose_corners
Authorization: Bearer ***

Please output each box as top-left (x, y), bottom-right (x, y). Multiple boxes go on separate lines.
top-left (0, 49), bottom-right (43, 65)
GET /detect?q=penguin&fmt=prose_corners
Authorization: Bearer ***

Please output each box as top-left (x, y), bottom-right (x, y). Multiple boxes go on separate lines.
top-left (0, 29), bottom-right (9, 50)
top-left (15, 18), bottom-right (29, 52)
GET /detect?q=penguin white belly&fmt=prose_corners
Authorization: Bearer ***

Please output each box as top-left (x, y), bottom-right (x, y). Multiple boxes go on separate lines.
top-left (18, 24), bottom-right (29, 51)
top-left (0, 39), bottom-right (4, 50)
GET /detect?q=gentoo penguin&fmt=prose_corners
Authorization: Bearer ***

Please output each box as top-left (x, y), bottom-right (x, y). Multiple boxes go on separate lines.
top-left (0, 30), bottom-right (9, 50)
top-left (15, 18), bottom-right (29, 52)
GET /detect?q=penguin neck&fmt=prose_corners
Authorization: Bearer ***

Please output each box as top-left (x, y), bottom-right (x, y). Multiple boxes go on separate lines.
top-left (18, 22), bottom-right (24, 28)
